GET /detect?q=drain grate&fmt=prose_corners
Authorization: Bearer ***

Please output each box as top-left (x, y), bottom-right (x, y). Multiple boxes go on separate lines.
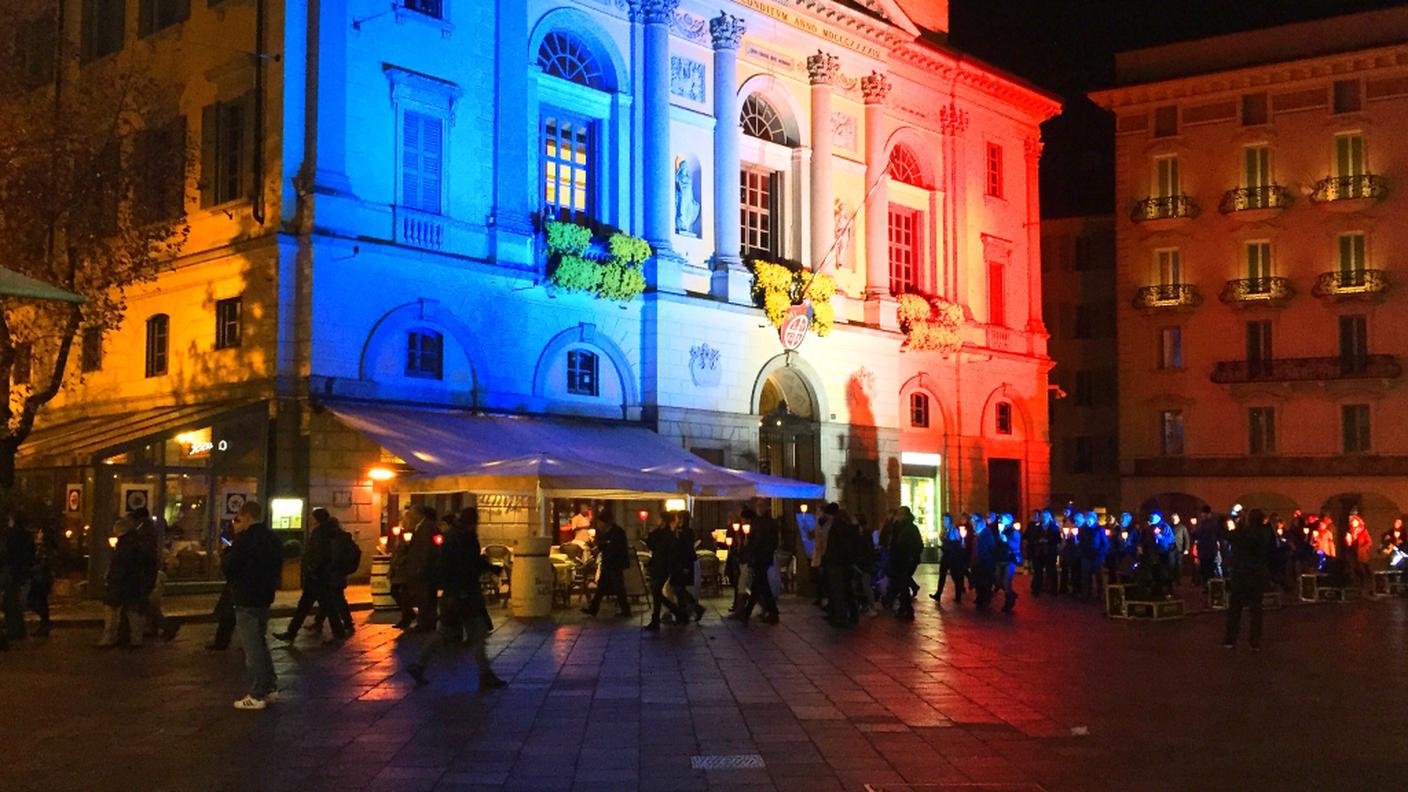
top-left (690, 754), bottom-right (766, 770)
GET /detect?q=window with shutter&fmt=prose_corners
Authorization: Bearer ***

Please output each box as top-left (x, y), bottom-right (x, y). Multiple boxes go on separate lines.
top-left (200, 94), bottom-right (252, 207)
top-left (81, 0), bottom-right (125, 62)
top-left (401, 111), bottom-right (444, 214)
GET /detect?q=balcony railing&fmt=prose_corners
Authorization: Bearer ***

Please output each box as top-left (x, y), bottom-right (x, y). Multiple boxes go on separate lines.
top-left (1313, 269), bottom-right (1390, 298)
top-left (1210, 354), bottom-right (1401, 384)
top-left (1219, 185), bottom-right (1292, 214)
top-left (1218, 277), bottom-right (1295, 305)
top-left (1132, 283), bottom-right (1202, 310)
top-left (1130, 195), bottom-right (1199, 223)
top-left (1311, 174), bottom-right (1387, 203)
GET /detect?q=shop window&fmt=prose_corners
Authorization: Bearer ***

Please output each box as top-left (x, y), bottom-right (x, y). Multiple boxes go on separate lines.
top-left (138, 0), bottom-right (189, 37)
top-left (405, 330), bottom-right (443, 379)
top-left (11, 343), bottom-right (31, 386)
top-left (1248, 407), bottom-right (1276, 455)
top-left (401, 110), bottom-right (444, 214)
top-left (909, 392), bottom-right (930, 428)
top-left (81, 327), bottom-right (103, 373)
top-left (215, 296), bottom-right (242, 350)
top-left (1160, 410), bottom-right (1184, 456)
top-left (200, 94), bottom-right (253, 207)
top-left (985, 143), bottom-right (1003, 198)
top-left (542, 115), bottom-right (593, 222)
top-left (81, 0), bottom-right (124, 62)
top-left (887, 206), bottom-right (918, 294)
top-left (1342, 404), bottom-right (1371, 454)
top-left (145, 314), bottom-right (169, 378)
top-left (567, 349), bottom-right (599, 396)
top-left (995, 402), bottom-right (1013, 435)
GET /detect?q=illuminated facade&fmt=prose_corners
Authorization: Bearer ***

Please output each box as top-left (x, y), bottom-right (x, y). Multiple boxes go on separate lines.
top-left (1091, 8), bottom-right (1408, 528)
top-left (16, 0), bottom-right (1057, 581)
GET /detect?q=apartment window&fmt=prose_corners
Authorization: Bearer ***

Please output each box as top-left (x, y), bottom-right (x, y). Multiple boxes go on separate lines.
top-left (200, 95), bottom-right (252, 207)
top-left (1338, 232), bottom-right (1366, 276)
top-left (566, 349), bottom-right (599, 396)
top-left (1246, 320), bottom-right (1272, 378)
top-left (985, 143), bottom-right (1003, 198)
top-left (887, 206), bottom-right (917, 294)
top-left (1342, 404), bottom-right (1371, 454)
top-left (11, 344), bottom-right (32, 386)
top-left (134, 118), bottom-right (187, 224)
top-left (401, 110), bottom-right (444, 214)
top-left (1156, 248), bottom-right (1182, 285)
top-left (1160, 410), bottom-right (1185, 456)
top-left (1340, 315), bottom-right (1368, 374)
top-left (145, 315), bottom-right (169, 378)
top-left (1154, 156), bottom-right (1180, 198)
top-left (1249, 407), bottom-right (1276, 455)
top-left (988, 260), bottom-right (1006, 327)
top-left (215, 297), bottom-right (242, 350)
top-left (138, 0), bottom-right (189, 37)
top-left (1073, 436), bottom-right (1094, 474)
top-left (405, 330), bottom-right (443, 379)
top-left (81, 328), bottom-right (103, 373)
top-left (1158, 326), bottom-right (1183, 370)
top-left (401, 0), bottom-right (443, 19)
top-left (995, 402), bottom-right (1013, 435)
top-left (81, 0), bottom-right (125, 61)
top-left (1074, 370), bottom-right (1094, 407)
top-left (1335, 133), bottom-right (1366, 179)
top-left (740, 167), bottom-right (779, 259)
top-left (543, 115), bottom-right (591, 222)
top-left (910, 393), bottom-right (930, 428)
top-left (1153, 105), bottom-right (1178, 138)
top-left (1245, 241), bottom-right (1272, 287)
top-left (1333, 80), bottom-right (1362, 114)
top-left (1244, 144), bottom-right (1270, 189)
top-left (1241, 92), bottom-right (1268, 126)
top-left (16, 14), bottom-right (57, 88)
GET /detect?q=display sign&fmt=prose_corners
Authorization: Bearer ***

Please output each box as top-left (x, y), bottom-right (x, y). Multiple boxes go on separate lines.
top-left (122, 486), bottom-right (152, 514)
top-left (779, 304), bottom-right (811, 351)
top-left (65, 484), bottom-right (83, 513)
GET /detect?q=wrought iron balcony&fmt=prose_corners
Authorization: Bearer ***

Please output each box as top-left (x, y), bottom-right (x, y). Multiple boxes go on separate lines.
top-left (1313, 269), bottom-right (1390, 299)
top-left (1210, 354), bottom-right (1401, 384)
top-left (1218, 277), bottom-right (1295, 305)
top-left (1132, 284), bottom-right (1202, 310)
top-left (1311, 174), bottom-right (1387, 203)
top-left (1130, 195), bottom-right (1199, 223)
top-left (1219, 185), bottom-right (1292, 214)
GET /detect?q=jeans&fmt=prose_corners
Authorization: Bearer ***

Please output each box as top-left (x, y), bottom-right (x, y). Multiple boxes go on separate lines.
top-left (234, 607), bottom-right (277, 699)
top-left (998, 562), bottom-right (1018, 611)
top-left (100, 604), bottom-right (145, 647)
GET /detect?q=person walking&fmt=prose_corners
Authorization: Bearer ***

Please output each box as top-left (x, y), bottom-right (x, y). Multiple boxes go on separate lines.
top-left (644, 515), bottom-right (684, 631)
top-left (1170, 513), bottom-right (1191, 587)
top-left (970, 514), bottom-right (998, 608)
top-left (326, 515), bottom-right (360, 636)
top-left (2, 517), bottom-right (35, 644)
top-left (810, 504), bottom-right (833, 609)
top-left (225, 500), bottom-right (283, 710)
top-left (389, 506), bottom-right (419, 629)
top-left (27, 525), bottom-right (53, 638)
top-left (931, 514), bottom-right (968, 603)
top-left (582, 507), bottom-right (632, 617)
top-left (823, 507), bottom-right (859, 625)
top-left (670, 512), bottom-right (705, 623)
top-left (130, 509), bottom-right (179, 642)
top-left (995, 515), bottom-right (1022, 614)
top-left (727, 503), bottom-right (780, 624)
top-left (97, 517), bottom-right (146, 649)
top-left (406, 508), bottom-right (506, 690)
top-left (276, 507), bottom-right (347, 643)
top-left (1030, 511), bottom-right (1058, 597)
top-left (1346, 510), bottom-right (1372, 591)
top-left (391, 506), bottom-right (439, 630)
top-left (1223, 509), bottom-right (1274, 650)
top-left (885, 507), bottom-right (923, 620)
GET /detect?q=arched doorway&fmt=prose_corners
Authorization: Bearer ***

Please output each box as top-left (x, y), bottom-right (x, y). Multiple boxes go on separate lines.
top-left (757, 367), bottom-right (820, 485)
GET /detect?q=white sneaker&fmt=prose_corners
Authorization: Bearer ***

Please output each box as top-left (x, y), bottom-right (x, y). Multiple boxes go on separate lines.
top-left (233, 695), bottom-right (268, 711)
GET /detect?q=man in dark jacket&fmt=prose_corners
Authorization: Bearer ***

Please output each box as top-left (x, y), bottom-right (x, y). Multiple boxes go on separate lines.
top-left (97, 517), bottom-right (145, 648)
top-left (644, 516), bottom-right (684, 630)
top-left (727, 503), bottom-right (780, 624)
top-left (276, 507), bottom-right (347, 642)
top-left (2, 518), bottom-right (35, 644)
top-left (671, 513), bottom-right (705, 623)
top-left (885, 507), bottom-right (923, 620)
top-left (582, 507), bottom-right (632, 617)
top-left (932, 514), bottom-right (968, 603)
top-left (1223, 509), bottom-right (1274, 650)
top-left (406, 508), bottom-right (505, 690)
top-left (391, 506), bottom-right (440, 630)
top-left (224, 500), bottom-right (283, 710)
top-left (823, 506), bottom-right (859, 625)
top-left (971, 514), bottom-right (998, 608)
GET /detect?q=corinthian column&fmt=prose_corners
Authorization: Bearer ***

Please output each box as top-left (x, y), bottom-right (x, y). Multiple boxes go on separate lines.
top-left (1024, 137), bottom-right (1047, 339)
top-left (860, 71), bottom-right (896, 328)
top-left (709, 13), bottom-right (750, 303)
top-left (807, 51), bottom-right (840, 274)
top-left (640, 0), bottom-right (681, 291)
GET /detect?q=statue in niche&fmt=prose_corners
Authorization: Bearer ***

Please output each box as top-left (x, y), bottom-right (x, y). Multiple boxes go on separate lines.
top-left (675, 158), bottom-right (701, 235)
top-left (834, 199), bottom-right (854, 267)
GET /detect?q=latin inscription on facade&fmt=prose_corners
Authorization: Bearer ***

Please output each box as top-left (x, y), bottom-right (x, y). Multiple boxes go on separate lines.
top-left (733, 0), bottom-right (885, 60)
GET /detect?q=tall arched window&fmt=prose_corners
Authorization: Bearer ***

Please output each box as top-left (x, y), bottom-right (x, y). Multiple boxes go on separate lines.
top-left (537, 32), bottom-right (605, 90)
top-left (888, 145), bottom-right (926, 188)
top-left (740, 94), bottom-right (788, 145)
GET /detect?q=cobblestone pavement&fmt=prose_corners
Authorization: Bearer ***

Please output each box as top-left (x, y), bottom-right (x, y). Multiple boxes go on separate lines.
top-left (2, 570), bottom-right (1405, 792)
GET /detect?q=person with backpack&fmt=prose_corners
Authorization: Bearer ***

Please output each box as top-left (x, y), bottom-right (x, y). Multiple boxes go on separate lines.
top-left (276, 507), bottom-right (347, 642)
top-left (326, 513), bottom-right (360, 636)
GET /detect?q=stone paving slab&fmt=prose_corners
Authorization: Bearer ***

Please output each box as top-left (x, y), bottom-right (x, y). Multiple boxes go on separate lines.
top-left (1, 570), bottom-right (1407, 791)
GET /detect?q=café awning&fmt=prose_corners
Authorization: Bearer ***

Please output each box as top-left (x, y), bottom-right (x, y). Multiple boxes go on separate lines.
top-left (327, 402), bottom-right (824, 499)
top-left (0, 267), bottom-right (85, 303)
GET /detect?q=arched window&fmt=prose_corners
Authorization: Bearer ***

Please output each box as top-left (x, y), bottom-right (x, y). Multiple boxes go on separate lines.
top-left (145, 314), bottom-right (168, 378)
top-left (740, 94), bottom-right (788, 145)
top-left (888, 145), bottom-right (926, 188)
top-left (405, 330), bottom-right (444, 380)
top-left (566, 349), bottom-right (599, 396)
top-left (996, 401), bottom-right (1013, 435)
top-left (910, 392), bottom-right (930, 428)
top-left (537, 32), bottom-right (605, 90)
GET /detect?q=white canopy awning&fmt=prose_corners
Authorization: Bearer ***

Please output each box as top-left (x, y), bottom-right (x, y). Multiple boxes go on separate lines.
top-left (328, 403), bottom-right (824, 500)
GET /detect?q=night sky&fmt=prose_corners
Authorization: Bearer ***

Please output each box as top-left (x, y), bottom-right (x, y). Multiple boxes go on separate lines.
top-left (944, 0), bottom-right (1408, 217)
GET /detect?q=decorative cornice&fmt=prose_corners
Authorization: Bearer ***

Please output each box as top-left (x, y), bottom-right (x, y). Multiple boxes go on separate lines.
top-left (637, 0), bottom-right (678, 25)
top-left (1024, 136), bottom-right (1044, 162)
top-left (671, 9), bottom-right (710, 46)
top-left (860, 71), bottom-right (891, 104)
top-left (891, 41), bottom-right (1061, 122)
top-left (806, 51), bottom-right (841, 85)
top-left (709, 12), bottom-right (746, 51)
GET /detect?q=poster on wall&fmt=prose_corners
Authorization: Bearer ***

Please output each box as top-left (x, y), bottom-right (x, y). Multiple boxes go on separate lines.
top-left (121, 485), bottom-right (154, 515)
top-left (222, 491), bottom-right (252, 521)
top-left (65, 484), bottom-right (83, 514)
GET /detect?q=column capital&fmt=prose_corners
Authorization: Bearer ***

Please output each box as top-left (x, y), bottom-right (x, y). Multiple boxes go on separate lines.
top-left (860, 71), bottom-right (891, 105)
top-left (1024, 135), bottom-right (1045, 163)
top-left (635, 0), bottom-right (678, 25)
top-left (806, 51), bottom-right (841, 85)
top-left (939, 102), bottom-right (970, 135)
top-left (709, 12), bottom-right (746, 50)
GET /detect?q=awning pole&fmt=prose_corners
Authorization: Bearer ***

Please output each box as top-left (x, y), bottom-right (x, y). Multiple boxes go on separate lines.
top-left (536, 481), bottom-right (550, 540)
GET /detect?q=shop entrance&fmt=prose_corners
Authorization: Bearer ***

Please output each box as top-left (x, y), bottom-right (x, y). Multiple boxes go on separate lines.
top-left (757, 367), bottom-right (820, 485)
top-left (900, 452), bottom-right (943, 544)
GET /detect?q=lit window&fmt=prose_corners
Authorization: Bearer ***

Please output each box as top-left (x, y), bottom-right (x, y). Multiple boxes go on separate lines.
top-left (1335, 134), bottom-right (1366, 179)
top-left (1245, 241), bottom-right (1272, 286)
top-left (1248, 407), bottom-right (1276, 455)
top-left (740, 167), bottom-right (777, 258)
top-left (1154, 156), bottom-right (1180, 198)
top-left (537, 32), bottom-right (604, 90)
top-left (567, 349), bottom-right (599, 396)
top-left (985, 143), bottom-right (1003, 198)
top-left (215, 297), bottom-right (242, 350)
top-left (1159, 410), bottom-right (1184, 456)
top-left (145, 315), bottom-right (169, 378)
top-left (405, 330), bottom-right (443, 379)
top-left (1338, 232), bottom-right (1366, 276)
top-left (887, 206), bottom-right (917, 294)
top-left (1342, 404), bottom-right (1370, 454)
top-left (81, 328), bottom-right (103, 373)
top-left (138, 0), bottom-right (190, 37)
top-left (542, 116), bottom-right (592, 222)
top-left (995, 402), bottom-right (1013, 435)
top-left (1156, 248), bottom-right (1181, 285)
top-left (401, 111), bottom-right (444, 214)
top-left (740, 94), bottom-right (789, 145)
top-left (910, 393), bottom-right (930, 428)
top-left (888, 146), bottom-right (926, 188)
